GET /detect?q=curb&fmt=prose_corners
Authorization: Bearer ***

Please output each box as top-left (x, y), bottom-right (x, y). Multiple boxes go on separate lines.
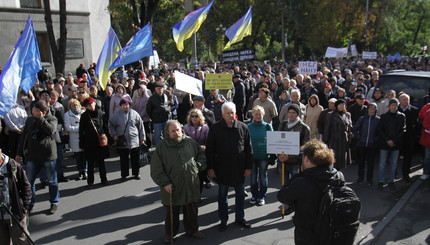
top-left (358, 179), bottom-right (423, 245)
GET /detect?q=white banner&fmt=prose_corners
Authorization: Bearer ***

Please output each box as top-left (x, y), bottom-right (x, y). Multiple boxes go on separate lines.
top-left (299, 61), bottom-right (318, 74)
top-left (362, 51), bottom-right (378, 59)
top-left (266, 131), bottom-right (300, 155)
top-left (174, 70), bottom-right (203, 96)
top-left (350, 44), bottom-right (358, 57)
top-left (325, 47), bottom-right (347, 58)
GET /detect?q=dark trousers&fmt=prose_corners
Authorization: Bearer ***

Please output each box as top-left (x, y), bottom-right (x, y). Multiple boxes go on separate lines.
top-left (236, 105), bottom-right (245, 122)
top-left (144, 122), bottom-right (152, 148)
top-left (357, 146), bottom-right (377, 182)
top-left (85, 151), bottom-right (107, 185)
top-left (7, 131), bottom-right (21, 159)
top-left (165, 202), bottom-right (199, 236)
top-left (117, 147), bottom-right (140, 178)
top-left (401, 146), bottom-right (414, 177)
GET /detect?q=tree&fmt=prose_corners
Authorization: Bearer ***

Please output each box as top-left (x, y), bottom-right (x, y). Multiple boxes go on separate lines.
top-left (43, 0), bottom-right (67, 74)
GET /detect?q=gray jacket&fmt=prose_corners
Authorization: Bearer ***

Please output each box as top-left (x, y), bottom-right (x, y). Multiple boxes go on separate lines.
top-left (108, 108), bottom-right (145, 149)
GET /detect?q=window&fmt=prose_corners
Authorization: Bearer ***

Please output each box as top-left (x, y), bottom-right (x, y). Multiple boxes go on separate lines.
top-left (20, 0), bottom-right (42, 8)
top-left (36, 32), bottom-right (51, 63)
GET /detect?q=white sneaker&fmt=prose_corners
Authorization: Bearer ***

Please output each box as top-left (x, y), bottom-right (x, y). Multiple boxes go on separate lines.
top-left (258, 199), bottom-right (265, 206)
top-left (420, 174), bottom-right (429, 181)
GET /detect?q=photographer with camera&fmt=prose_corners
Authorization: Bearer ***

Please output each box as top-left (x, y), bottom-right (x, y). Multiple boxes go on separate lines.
top-left (0, 148), bottom-right (32, 245)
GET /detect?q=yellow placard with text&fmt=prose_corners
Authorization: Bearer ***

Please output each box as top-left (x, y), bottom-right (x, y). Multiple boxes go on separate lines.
top-left (205, 73), bottom-right (233, 90)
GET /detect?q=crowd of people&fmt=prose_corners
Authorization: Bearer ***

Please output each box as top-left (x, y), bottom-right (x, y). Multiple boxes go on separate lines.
top-left (1, 56), bottom-right (430, 244)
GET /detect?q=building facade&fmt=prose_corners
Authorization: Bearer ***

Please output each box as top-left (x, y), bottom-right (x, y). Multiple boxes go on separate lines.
top-left (0, 0), bottom-right (110, 75)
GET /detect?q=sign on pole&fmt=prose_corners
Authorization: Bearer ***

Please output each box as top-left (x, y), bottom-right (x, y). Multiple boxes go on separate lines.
top-left (362, 51), bottom-right (377, 59)
top-left (350, 44), bottom-right (358, 57)
top-left (298, 61), bottom-right (318, 74)
top-left (174, 70), bottom-right (203, 96)
top-left (205, 73), bottom-right (233, 90)
top-left (266, 131), bottom-right (300, 155)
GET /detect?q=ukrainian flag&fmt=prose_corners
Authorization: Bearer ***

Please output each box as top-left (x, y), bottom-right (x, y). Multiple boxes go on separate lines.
top-left (96, 27), bottom-right (121, 90)
top-left (173, 0), bottom-right (214, 52)
top-left (224, 6), bottom-right (252, 50)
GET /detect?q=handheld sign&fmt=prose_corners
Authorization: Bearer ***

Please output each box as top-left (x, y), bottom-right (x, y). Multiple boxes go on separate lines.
top-left (174, 70), bottom-right (203, 96)
top-left (266, 131), bottom-right (300, 155)
top-left (298, 61), bottom-right (318, 75)
top-left (205, 73), bottom-right (233, 90)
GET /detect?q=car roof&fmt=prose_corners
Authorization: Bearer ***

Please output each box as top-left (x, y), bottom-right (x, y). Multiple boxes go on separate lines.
top-left (382, 71), bottom-right (430, 78)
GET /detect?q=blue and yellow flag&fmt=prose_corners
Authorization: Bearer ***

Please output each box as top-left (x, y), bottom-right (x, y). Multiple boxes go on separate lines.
top-left (172, 0), bottom-right (214, 52)
top-left (0, 16), bottom-right (41, 116)
top-left (96, 27), bottom-right (121, 90)
top-left (224, 6), bottom-right (252, 50)
top-left (109, 23), bottom-right (153, 71)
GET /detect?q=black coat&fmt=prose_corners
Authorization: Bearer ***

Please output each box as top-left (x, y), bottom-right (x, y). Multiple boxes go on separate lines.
top-left (79, 109), bottom-right (108, 158)
top-left (399, 105), bottom-right (419, 144)
top-left (277, 166), bottom-right (337, 245)
top-left (146, 93), bottom-right (171, 123)
top-left (206, 120), bottom-right (253, 186)
top-left (378, 111), bottom-right (406, 150)
top-left (348, 103), bottom-right (367, 124)
top-left (233, 80), bottom-right (246, 108)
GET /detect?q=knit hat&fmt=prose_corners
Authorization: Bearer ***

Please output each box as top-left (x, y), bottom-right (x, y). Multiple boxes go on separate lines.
top-left (119, 97), bottom-right (132, 106)
top-left (287, 104), bottom-right (300, 115)
top-left (335, 99), bottom-right (346, 108)
top-left (389, 98), bottom-right (399, 106)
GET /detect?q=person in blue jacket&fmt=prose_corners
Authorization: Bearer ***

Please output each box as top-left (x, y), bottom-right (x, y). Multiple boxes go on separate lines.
top-left (247, 105), bottom-right (273, 206)
top-left (352, 103), bottom-right (380, 186)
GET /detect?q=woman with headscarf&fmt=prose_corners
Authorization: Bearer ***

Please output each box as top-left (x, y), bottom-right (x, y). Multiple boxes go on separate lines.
top-left (109, 83), bottom-right (132, 120)
top-left (132, 84), bottom-right (152, 147)
top-left (305, 94), bottom-right (323, 139)
top-left (323, 99), bottom-right (353, 169)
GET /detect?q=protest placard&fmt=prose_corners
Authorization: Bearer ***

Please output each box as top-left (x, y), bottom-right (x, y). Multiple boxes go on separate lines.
top-left (174, 70), bottom-right (203, 96)
top-left (299, 61), bottom-right (318, 74)
top-left (205, 73), bottom-right (233, 90)
top-left (362, 51), bottom-right (378, 59)
top-left (266, 131), bottom-right (300, 155)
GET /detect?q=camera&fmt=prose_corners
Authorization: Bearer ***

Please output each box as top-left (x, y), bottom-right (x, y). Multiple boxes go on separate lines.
top-left (30, 130), bottom-right (39, 140)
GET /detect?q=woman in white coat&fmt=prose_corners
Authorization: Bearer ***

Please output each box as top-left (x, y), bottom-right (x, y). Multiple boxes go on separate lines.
top-left (64, 99), bottom-right (87, 180)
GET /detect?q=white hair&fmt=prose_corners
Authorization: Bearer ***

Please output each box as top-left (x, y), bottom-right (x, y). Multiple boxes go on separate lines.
top-left (399, 93), bottom-right (410, 100)
top-left (290, 88), bottom-right (301, 97)
top-left (221, 102), bottom-right (236, 114)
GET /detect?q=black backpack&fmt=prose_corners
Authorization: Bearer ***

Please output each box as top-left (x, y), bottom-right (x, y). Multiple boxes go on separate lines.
top-left (307, 171), bottom-right (361, 245)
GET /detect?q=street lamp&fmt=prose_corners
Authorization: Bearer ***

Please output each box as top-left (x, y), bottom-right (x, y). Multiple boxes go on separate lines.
top-left (215, 24), bottom-right (226, 62)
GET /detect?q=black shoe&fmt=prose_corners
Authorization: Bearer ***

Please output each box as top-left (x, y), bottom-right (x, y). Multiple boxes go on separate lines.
top-left (101, 180), bottom-right (111, 186)
top-left (377, 182), bottom-right (384, 190)
top-left (121, 177), bottom-right (127, 182)
top-left (133, 175), bottom-right (141, 180)
top-left (82, 172), bottom-right (87, 180)
top-left (403, 176), bottom-right (412, 183)
top-left (49, 204), bottom-right (58, 214)
top-left (58, 176), bottom-right (69, 183)
top-left (40, 181), bottom-right (48, 189)
top-left (284, 207), bottom-right (295, 215)
top-left (366, 181), bottom-right (373, 186)
top-left (387, 182), bottom-right (396, 191)
top-left (235, 219), bottom-right (251, 229)
top-left (356, 179), bottom-right (364, 185)
top-left (218, 221), bottom-right (227, 232)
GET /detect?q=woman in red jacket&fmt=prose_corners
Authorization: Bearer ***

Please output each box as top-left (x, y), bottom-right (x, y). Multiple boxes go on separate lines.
top-left (419, 103), bottom-right (430, 180)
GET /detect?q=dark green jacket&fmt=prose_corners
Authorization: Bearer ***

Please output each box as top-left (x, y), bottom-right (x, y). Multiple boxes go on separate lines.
top-left (150, 134), bottom-right (206, 206)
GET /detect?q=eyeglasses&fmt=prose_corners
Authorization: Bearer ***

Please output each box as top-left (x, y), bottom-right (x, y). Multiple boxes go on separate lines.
top-left (190, 115), bottom-right (199, 118)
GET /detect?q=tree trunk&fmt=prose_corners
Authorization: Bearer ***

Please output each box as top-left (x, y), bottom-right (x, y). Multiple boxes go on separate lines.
top-left (139, 0), bottom-right (159, 68)
top-left (43, 0), bottom-right (67, 74)
top-left (130, 0), bottom-right (141, 28)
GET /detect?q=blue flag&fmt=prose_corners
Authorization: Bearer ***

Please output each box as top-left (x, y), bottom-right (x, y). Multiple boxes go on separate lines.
top-left (109, 23), bottom-right (153, 70)
top-left (0, 16), bottom-right (42, 116)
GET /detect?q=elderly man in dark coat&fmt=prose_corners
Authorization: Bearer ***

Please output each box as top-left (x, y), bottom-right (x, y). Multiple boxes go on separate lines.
top-left (206, 102), bottom-right (253, 232)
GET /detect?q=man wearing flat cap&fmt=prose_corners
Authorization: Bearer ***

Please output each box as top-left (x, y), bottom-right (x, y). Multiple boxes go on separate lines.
top-left (146, 82), bottom-right (172, 145)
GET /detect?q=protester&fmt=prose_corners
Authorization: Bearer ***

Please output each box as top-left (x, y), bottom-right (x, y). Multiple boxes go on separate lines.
top-left (0, 148), bottom-right (31, 245)
top-left (279, 89), bottom-right (306, 122)
top-left (79, 97), bottom-right (110, 187)
top-left (304, 94), bottom-right (323, 139)
top-left (277, 140), bottom-right (338, 244)
top-left (377, 98), bottom-right (406, 190)
top-left (192, 96), bottom-right (216, 126)
top-left (206, 102), bottom-right (253, 231)
top-left (323, 99), bottom-right (352, 169)
top-left (252, 88), bottom-right (278, 124)
top-left (247, 105), bottom-right (273, 206)
top-left (150, 120), bottom-right (206, 243)
top-left (146, 83), bottom-right (171, 146)
top-left (205, 89), bottom-right (226, 121)
top-left (352, 103), bottom-right (380, 186)
top-left (16, 100), bottom-right (60, 214)
top-left (419, 103), bottom-right (430, 181)
top-left (109, 98), bottom-right (145, 181)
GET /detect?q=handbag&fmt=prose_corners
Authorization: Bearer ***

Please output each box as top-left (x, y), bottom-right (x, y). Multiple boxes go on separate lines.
top-left (116, 112), bottom-right (130, 148)
top-left (89, 114), bottom-right (107, 147)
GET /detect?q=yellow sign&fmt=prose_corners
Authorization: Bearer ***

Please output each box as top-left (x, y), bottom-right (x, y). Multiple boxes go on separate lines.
top-left (205, 73), bottom-right (233, 90)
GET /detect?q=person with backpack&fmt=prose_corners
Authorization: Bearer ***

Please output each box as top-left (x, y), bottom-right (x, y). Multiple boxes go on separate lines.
top-left (277, 140), bottom-right (360, 245)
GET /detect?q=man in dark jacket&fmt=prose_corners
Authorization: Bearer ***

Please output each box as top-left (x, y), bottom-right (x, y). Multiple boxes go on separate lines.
top-left (277, 140), bottom-right (338, 245)
top-left (0, 148), bottom-right (31, 245)
top-left (16, 100), bottom-right (60, 214)
top-left (146, 83), bottom-right (171, 146)
top-left (398, 94), bottom-right (419, 182)
top-left (377, 98), bottom-right (406, 191)
top-left (206, 102), bottom-right (253, 231)
top-left (232, 74), bottom-right (246, 121)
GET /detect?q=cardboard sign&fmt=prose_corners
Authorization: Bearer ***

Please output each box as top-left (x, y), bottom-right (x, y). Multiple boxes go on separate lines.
top-left (205, 73), bottom-right (233, 90)
top-left (174, 70), bottom-right (203, 96)
top-left (362, 51), bottom-right (377, 59)
top-left (299, 61), bottom-right (318, 74)
top-left (266, 131), bottom-right (300, 155)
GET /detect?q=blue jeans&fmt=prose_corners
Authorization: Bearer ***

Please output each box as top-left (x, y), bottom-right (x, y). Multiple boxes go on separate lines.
top-left (218, 183), bottom-right (245, 222)
top-left (26, 160), bottom-right (60, 208)
top-left (378, 149), bottom-right (399, 183)
top-left (250, 159), bottom-right (268, 200)
top-left (424, 147), bottom-right (430, 175)
top-left (153, 122), bottom-right (166, 146)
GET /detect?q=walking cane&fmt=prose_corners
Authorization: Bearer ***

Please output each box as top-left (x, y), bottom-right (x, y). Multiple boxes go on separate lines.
top-left (169, 191), bottom-right (173, 245)
top-left (281, 152), bottom-right (285, 219)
